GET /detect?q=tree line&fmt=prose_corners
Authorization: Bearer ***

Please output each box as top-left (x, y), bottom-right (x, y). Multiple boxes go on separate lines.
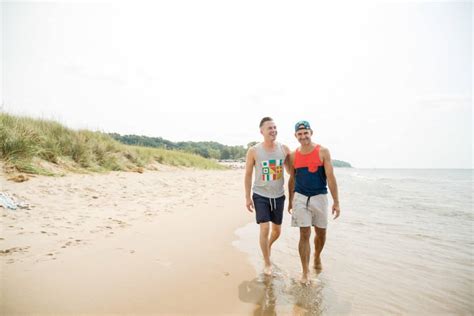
top-left (109, 133), bottom-right (352, 167)
top-left (109, 133), bottom-right (247, 160)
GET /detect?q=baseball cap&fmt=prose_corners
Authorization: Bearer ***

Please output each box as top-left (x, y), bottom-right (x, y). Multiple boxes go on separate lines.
top-left (294, 120), bottom-right (311, 132)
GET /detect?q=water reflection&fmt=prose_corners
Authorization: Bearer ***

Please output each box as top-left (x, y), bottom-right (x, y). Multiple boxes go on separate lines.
top-left (288, 279), bottom-right (324, 315)
top-left (238, 272), bottom-right (325, 315)
top-left (239, 275), bottom-right (277, 315)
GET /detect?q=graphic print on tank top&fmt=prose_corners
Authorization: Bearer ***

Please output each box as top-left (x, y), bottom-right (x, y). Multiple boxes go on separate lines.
top-left (261, 159), bottom-right (284, 181)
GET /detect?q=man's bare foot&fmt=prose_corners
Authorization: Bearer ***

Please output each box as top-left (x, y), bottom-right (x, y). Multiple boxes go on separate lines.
top-left (300, 273), bottom-right (311, 285)
top-left (263, 264), bottom-right (272, 276)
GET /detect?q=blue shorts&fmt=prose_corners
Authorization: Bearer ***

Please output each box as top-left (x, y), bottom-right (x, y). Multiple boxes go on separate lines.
top-left (252, 193), bottom-right (285, 225)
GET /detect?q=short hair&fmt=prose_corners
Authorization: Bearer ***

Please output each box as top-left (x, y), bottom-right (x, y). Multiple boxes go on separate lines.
top-left (259, 117), bottom-right (273, 128)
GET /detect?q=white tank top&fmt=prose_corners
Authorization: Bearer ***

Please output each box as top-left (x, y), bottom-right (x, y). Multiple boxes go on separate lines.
top-left (252, 142), bottom-right (286, 198)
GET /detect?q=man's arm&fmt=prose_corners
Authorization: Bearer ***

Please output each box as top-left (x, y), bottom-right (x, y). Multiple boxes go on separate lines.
top-left (321, 147), bottom-right (340, 219)
top-left (244, 147), bottom-right (256, 212)
top-left (287, 151), bottom-right (295, 214)
top-left (282, 144), bottom-right (291, 174)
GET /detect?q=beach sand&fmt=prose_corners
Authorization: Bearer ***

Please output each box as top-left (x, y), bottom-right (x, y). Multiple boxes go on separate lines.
top-left (0, 166), bottom-right (258, 314)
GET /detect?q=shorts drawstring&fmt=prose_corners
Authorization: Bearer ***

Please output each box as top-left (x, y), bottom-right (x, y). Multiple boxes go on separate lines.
top-left (306, 196), bottom-right (311, 209)
top-left (268, 197), bottom-right (277, 212)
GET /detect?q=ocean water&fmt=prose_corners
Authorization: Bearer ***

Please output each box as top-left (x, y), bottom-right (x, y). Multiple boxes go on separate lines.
top-left (234, 169), bottom-right (473, 315)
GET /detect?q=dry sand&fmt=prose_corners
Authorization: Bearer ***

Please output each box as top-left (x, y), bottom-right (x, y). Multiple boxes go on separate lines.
top-left (0, 166), bottom-right (258, 315)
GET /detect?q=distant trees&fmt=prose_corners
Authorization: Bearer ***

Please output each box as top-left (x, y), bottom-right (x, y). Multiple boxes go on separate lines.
top-left (332, 159), bottom-right (352, 168)
top-left (109, 133), bottom-right (353, 167)
top-left (247, 141), bottom-right (258, 149)
top-left (109, 133), bottom-right (247, 160)
top-left (108, 133), bottom-right (176, 150)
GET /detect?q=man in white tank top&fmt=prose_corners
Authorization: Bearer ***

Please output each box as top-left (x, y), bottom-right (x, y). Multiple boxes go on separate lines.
top-left (244, 117), bottom-right (290, 276)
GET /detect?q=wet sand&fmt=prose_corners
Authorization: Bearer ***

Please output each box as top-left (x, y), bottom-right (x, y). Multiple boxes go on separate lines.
top-left (0, 166), bottom-right (257, 314)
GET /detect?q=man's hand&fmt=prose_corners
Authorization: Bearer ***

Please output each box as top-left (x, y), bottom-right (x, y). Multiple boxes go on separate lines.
top-left (287, 201), bottom-right (293, 214)
top-left (332, 203), bottom-right (340, 219)
top-left (246, 197), bottom-right (255, 212)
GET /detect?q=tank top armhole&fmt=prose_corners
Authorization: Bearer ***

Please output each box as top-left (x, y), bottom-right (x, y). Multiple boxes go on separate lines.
top-left (314, 144), bottom-right (323, 166)
top-left (279, 142), bottom-right (286, 157)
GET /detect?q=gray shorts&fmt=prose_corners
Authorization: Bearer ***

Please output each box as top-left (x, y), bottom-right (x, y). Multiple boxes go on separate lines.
top-left (291, 192), bottom-right (329, 228)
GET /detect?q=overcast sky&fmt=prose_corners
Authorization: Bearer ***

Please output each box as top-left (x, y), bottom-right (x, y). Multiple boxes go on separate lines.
top-left (2, 0), bottom-right (472, 168)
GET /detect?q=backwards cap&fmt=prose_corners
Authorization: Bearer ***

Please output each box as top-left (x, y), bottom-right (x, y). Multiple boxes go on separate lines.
top-left (294, 120), bottom-right (311, 132)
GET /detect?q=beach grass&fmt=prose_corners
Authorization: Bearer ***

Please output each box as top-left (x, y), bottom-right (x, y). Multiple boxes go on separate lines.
top-left (0, 112), bottom-right (225, 175)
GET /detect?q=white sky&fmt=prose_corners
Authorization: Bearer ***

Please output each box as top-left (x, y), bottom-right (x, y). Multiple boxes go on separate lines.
top-left (2, 0), bottom-right (472, 168)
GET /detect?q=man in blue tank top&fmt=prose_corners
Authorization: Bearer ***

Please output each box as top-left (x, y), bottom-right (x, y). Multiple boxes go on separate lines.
top-left (244, 117), bottom-right (290, 276)
top-left (288, 120), bottom-right (341, 285)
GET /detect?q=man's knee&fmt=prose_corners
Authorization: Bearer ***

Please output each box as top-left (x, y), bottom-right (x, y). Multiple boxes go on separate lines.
top-left (271, 224), bottom-right (281, 236)
top-left (314, 227), bottom-right (326, 242)
top-left (299, 227), bottom-right (311, 240)
top-left (260, 222), bottom-right (270, 235)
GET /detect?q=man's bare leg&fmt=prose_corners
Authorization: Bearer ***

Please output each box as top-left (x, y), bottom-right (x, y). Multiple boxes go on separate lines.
top-left (259, 222), bottom-right (272, 275)
top-left (299, 227), bottom-right (311, 284)
top-left (268, 223), bottom-right (281, 257)
top-left (313, 227), bottom-right (326, 272)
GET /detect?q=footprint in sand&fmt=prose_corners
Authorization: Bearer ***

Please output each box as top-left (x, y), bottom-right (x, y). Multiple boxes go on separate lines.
top-left (61, 239), bottom-right (83, 249)
top-left (0, 246), bottom-right (30, 256)
top-left (61, 241), bottom-right (73, 248)
top-left (45, 252), bottom-right (60, 260)
top-left (108, 218), bottom-right (130, 228)
top-left (40, 231), bottom-right (58, 236)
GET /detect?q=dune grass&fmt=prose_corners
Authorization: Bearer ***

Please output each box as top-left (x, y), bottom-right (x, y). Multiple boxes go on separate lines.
top-left (0, 112), bottom-right (225, 175)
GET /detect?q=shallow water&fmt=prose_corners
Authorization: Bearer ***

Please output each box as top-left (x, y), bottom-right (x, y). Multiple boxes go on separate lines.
top-left (234, 169), bottom-right (473, 315)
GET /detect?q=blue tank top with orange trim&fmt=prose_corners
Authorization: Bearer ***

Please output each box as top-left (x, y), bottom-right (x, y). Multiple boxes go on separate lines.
top-left (294, 144), bottom-right (328, 197)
